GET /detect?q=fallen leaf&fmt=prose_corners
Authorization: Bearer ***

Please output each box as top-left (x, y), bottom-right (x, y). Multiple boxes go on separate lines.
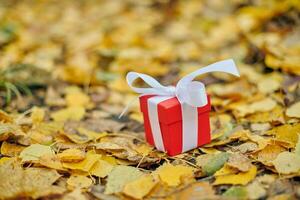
top-left (272, 151), bottom-right (300, 174)
top-left (105, 165), bottom-right (144, 194)
top-left (233, 98), bottom-right (277, 117)
top-left (0, 160), bottom-right (62, 199)
top-left (63, 188), bottom-right (88, 200)
top-left (246, 180), bottom-right (267, 200)
top-left (19, 144), bottom-right (54, 162)
top-left (171, 181), bottom-right (217, 200)
top-left (223, 186), bottom-right (248, 199)
top-left (286, 101), bottom-right (300, 118)
top-left (67, 175), bottom-right (92, 190)
top-left (123, 175), bottom-right (158, 199)
top-left (197, 152), bottom-right (230, 176)
top-left (39, 153), bottom-right (65, 170)
top-left (232, 142), bottom-right (258, 153)
top-left (51, 106), bottom-right (85, 122)
top-left (253, 143), bottom-right (286, 166)
top-left (135, 143), bottom-right (153, 156)
top-left (90, 159), bottom-right (114, 178)
top-left (213, 165), bottom-right (257, 185)
top-left (257, 77), bottom-right (281, 94)
top-left (58, 148), bottom-right (86, 162)
top-left (31, 107), bottom-right (45, 124)
top-left (62, 151), bottom-right (101, 172)
top-left (266, 124), bottom-right (300, 147)
top-left (153, 163), bottom-right (194, 187)
top-left (227, 153), bottom-right (253, 172)
top-left (0, 141), bottom-right (25, 157)
top-left (65, 86), bottom-right (92, 108)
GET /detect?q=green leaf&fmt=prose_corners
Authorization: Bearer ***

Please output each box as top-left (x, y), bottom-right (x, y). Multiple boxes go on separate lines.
top-left (202, 152), bottom-right (230, 176)
top-left (223, 186), bottom-right (248, 199)
top-left (105, 166), bottom-right (143, 194)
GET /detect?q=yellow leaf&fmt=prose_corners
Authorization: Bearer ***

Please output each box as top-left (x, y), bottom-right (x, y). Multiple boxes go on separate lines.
top-left (65, 86), bottom-right (91, 108)
top-left (31, 107), bottom-right (45, 124)
top-left (267, 124), bottom-right (300, 147)
top-left (272, 151), bottom-right (300, 174)
top-left (227, 153), bottom-right (253, 172)
top-left (253, 144), bottom-right (286, 166)
top-left (39, 154), bottom-right (65, 170)
top-left (76, 127), bottom-right (107, 142)
top-left (153, 163), bottom-right (194, 187)
top-left (171, 181), bottom-right (217, 200)
top-left (0, 160), bottom-right (62, 199)
top-left (19, 144), bottom-right (54, 162)
top-left (233, 98), bottom-right (277, 117)
top-left (0, 141), bottom-right (25, 157)
top-left (286, 101), bottom-right (300, 118)
top-left (51, 106), bottom-right (85, 122)
top-left (0, 157), bottom-right (12, 165)
top-left (90, 160), bottom-right (114, 178)
top-left (62, 188), bottom-right (88, 200)
top-left (135, 144), bottom-right (153, 156)
top-left (61, 127), bottom-right (107, 145)
top-left (62, 151), bottom-right (101, 172)
top-left (28, 129), bottom-right (53, 145)
top-left (123, 175), bottom-right (158, 199)
top-left (105, 166), bottom-right (144, 194)
top-left (0, 110), bottom-right (13, 123)
top-left (257, 77), bottom-right (281, 94)
top-left (58, 148), bottom-right (86, 162)
top-left (67, 175), bottom-right (92, 190)
top-left (214, 164), bottom-right (239, 176)
top-left (213, 166), bottom-right (257, 185)
top-left (100, 154), bottom-right (118, 166)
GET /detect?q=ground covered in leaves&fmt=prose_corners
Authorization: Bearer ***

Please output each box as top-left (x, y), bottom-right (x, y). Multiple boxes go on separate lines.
top-left (0, 0), bottom-right (300, 199)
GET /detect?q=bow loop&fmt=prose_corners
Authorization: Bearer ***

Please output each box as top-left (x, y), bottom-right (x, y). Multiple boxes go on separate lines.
top-left (176, 81), bottom-right (207, 107)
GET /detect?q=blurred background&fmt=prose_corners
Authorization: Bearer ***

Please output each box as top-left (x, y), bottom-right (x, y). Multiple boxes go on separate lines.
top-left (0, 0), bottom-right (299, 118)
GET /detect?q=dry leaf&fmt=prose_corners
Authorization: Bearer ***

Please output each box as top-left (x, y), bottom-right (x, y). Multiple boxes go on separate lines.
top-left (123, 175), bottom-right (158, 199)
top-left (246, 180), bottom-right (267, 200)
top-left (233, 98), bottom-right (277, 117)
top-left (31, 107), bottom-right (45, 124)
top-left (171, 181), bottom-right (217, 200)
top-left (90, 160), bottom-right (114, 178)
top-left (51, 107), bottom-right (86, 122)
top-left (0, 141), bottom-right (25, 157)
top-left (0, 160), bottom-right (62, 199)
top-left (227, 153), bottom-right (253, 172)
top-left (58, 148), bottom-right (86, 162)
top-left (272, 151), bottom-right (300, 174)
top-left (153, 163), bottom-right (194, 187)
top-left (19, 144), bottom-right (54, 163)
top-left (214, 166), bottom-right (257, 185)
top-left (62, 151), bottom-right (101, 172)
top-left (105, 165), bottom-right (144, 194)
top-left (67, 175), bottom-right (92, 190)
top-left (286, 101), bottom-right (300, 118)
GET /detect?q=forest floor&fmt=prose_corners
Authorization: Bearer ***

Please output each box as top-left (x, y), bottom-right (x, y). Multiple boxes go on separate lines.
top-left (0, 0), bottom-right (300, 199)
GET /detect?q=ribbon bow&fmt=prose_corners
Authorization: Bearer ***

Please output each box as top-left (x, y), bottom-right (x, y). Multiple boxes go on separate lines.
top-left (120, 59), bottom-right (240, 117)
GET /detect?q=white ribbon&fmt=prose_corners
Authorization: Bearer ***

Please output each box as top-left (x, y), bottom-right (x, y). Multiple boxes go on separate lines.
top-left (121, 59), bottom-right (240, 153)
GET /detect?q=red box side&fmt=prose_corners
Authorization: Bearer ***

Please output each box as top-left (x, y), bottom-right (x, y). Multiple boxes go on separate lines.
top-left (161, 122), bottom-right (183, 156)
top-left (142, 112), bottom-right (155, 146)
top-left (197, 111), bottom-right (211, 146)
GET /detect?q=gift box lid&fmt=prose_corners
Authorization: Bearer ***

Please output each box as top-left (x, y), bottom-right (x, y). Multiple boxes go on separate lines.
top-left (140, 95), bottom-right (211, 125)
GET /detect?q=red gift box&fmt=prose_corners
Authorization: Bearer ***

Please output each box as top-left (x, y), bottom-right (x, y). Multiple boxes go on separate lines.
top-left (140, 95), bottom-right (211, 156)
